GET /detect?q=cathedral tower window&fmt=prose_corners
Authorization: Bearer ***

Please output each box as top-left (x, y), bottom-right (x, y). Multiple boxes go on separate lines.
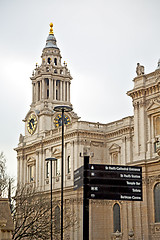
top-left (54, 58), bottom-right (57, 66)
top-left (154, 183), bottom-right (160, 222)
top-left (47, 57), bottom-right (51, 64)
top-left (113, 203), bottom-right (121, 232)
top-left (56, 80), bottom-right (60, 100)
top-left (45, 78), bottom-right (49, 99)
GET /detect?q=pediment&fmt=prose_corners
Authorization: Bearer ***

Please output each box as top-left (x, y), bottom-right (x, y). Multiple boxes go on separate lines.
top-left (27, 157), bottom-right (36, 164)
top-left (52, 148), bottom-right (61, 157)
top-left (147, 100), bottom-right (160, 115)
top-left (109, 143), bottom-right (121, 153)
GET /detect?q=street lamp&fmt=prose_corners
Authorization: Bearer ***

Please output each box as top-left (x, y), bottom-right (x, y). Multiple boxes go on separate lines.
top-left (45, 157), bottom-right (57, 240)
top-left (54, 105), bottom-right (72, 240)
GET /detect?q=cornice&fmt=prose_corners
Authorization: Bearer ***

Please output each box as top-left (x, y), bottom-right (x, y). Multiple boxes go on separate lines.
top-left (106, 126), bottom-right (134, 139)
top-left (15, 124), bottom-right (134, 155)
top-left (127, 82), bottom-right (160, 100)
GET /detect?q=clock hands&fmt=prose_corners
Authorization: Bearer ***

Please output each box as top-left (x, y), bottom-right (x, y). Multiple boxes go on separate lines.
top-left (27, 114), bottom-right (37, 135)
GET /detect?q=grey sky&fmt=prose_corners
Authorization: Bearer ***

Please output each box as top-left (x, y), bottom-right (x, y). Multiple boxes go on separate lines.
top-left (0, 0), bottom-right (160, 176)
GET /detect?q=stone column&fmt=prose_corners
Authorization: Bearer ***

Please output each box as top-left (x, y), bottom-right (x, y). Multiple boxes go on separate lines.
top-left (19, 156), bottom-right (23, 185)
top-left (139, 100), bottom-right (146, 158)
top-left (17, 157), bottom-right (20, 186)
top-left (126, 135), bottom-right (132, 164)
top-left (32, 83), bottom-right (35, 103)
top-left (67, 81), bottom-right (69, 102)
top-left (50, 79), bottom-right (53, 100)
top-left (42, 79), bottom-right (45, 99)
top-left (23, 156), bottom-right (27, 184)
top-left (122, 137), bottom-right (126, 165)
top-left (70, 141), bottom-right (74, 180)
top-left (39, 149), bottom-right (44, 191)
top-left (41, 149), bottom-right (45, 191)
top-left (54, 79), bottom-right (56, 100)
top-left (63, 81), bottom-right (66, 101)
top-left (132, 202), bottom-right (142, 239)
top-left (127, 203), bottom-right (133, 237)
top-left (68, 82), bottom-right (70, 102)
top-left (36, 151), bottom-right (39, 189)
top-left (40, 80), bottom-right (42, 100)
top-left (62, 81), bottom-right (64, 101)
top-left (60, 80), bottom-right (63, 101)
top-left (133, 102), bottom-right (139, 159)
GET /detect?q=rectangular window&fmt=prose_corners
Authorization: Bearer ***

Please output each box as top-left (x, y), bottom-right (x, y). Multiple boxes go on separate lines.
top-left (67, 156), bottom-right (71, 174)
top-left (46, 161), bottom-right (49, 178)
top-left (56, 159), bottom-right (60, 176)
top-left (29, 165), bottom-right (34, 182)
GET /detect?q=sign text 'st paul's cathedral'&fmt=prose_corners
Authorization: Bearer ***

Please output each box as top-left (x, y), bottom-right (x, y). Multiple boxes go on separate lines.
top-left (15, 23), bottom-right (160, 240)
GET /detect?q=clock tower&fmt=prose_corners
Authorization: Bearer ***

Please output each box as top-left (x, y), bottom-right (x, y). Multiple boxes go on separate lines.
top-left (25, 23), bottom-right (78, 138)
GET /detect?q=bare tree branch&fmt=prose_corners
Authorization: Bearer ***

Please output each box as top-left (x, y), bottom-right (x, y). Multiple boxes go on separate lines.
top-left (12, 184), bottom-right (78, 240)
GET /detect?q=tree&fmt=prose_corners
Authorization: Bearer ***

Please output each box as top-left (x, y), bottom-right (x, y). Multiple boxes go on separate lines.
top-left (0, 151), bottom-right (8, 195)
top-left (12, 184), bottom-right (78, 240)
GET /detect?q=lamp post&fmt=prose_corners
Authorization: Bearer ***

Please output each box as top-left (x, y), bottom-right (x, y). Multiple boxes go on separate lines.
top-left (45, 157), bottom-right (57, 240)
top-left (54, 105), bottom-right (72, 240)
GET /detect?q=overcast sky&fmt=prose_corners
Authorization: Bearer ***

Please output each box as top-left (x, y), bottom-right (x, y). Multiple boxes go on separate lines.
top-left (0, 0), bottom-right (160, 177)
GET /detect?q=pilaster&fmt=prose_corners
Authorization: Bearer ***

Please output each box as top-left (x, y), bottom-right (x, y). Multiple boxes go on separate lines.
top-left (54, 79), bottom-right (56, 100)
top-left (133, 101), bottom-right (140, 160)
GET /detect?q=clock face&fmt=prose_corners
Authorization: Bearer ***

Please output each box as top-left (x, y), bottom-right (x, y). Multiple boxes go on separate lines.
top-left (54, 114), bottom-right (70, 127)
top-left (27, 114), bottom-right (37, 135)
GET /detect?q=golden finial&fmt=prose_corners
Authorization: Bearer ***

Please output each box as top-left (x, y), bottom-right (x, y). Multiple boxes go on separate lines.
top-left (49, 22), bottom-right (54, 35)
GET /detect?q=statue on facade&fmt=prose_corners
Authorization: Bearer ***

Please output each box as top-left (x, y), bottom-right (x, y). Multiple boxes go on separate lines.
top-left (136, 63), bottom-right (145, 76)
top-left (19, 134), bottom-right (24, 144)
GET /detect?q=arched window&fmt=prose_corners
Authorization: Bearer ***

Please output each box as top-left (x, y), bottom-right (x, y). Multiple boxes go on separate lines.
top-left (154, 183), bottom-right (160, 222)
top-left (54, 206), bottom-right (60, 233)
top-left (48, 57), bottom-right (51, 64)
top-left (113, 203), bottom-right (121, 232)
top-left (54, 58), bottom-right (57, 65)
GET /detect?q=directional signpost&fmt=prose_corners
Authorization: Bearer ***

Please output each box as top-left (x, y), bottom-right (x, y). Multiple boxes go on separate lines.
top-left (87, 164), bottom-right (142, 201)
top-left (74, 165), bottom-right (84, 190)
top-left (74, 159), bottom-right (143, 240)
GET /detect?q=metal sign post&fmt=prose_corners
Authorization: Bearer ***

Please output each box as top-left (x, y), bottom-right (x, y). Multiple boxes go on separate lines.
top-left (74, 161), bottom-right (142, 240)
top-left (83, 156), bottom-right (89, 240)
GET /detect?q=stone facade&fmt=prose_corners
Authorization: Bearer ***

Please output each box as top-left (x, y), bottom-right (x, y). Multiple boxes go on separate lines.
top-left (0, 198), bottom-right (14, 240)
top-left (15, 23), bottom-right (160, 239)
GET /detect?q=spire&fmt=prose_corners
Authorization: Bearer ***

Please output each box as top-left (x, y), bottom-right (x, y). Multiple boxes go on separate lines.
top-left (44, 22), bottom-right (58, 49)
top-left (49, 22), bottom-right (54, 35)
